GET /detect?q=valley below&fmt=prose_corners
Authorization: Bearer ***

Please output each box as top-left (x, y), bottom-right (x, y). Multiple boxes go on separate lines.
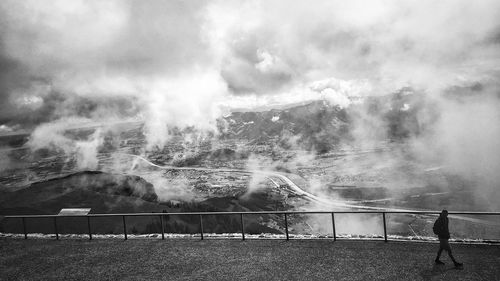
top-left (1, 100), bottom-right (499, 242)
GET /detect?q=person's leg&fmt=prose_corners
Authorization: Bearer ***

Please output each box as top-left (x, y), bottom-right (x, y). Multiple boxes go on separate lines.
top-left (435, 240), bottom-right (445, 264)
top-left (436, 248), bottom-right (443, 260)
top-left (442, 239), bottom-right (462, 266)
top-left (446, 249), bottom-right (457, 263)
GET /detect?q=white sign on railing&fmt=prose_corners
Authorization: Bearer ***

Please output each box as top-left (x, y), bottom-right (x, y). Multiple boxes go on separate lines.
top-left (58, 208), bottom-right (91, 216)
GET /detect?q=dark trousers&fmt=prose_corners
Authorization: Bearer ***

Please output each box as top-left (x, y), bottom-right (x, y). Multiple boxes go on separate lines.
top-left (436, 238), bottom-right (457, 263)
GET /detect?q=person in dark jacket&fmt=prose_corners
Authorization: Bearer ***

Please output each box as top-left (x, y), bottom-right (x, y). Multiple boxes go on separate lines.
top-left (434, 210), bottom-right (462, 267)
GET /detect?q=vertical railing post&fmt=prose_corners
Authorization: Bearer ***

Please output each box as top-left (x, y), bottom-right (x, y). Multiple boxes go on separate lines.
top-left (22, 217), bottom-right (27, 239)
top-left (87, 216), bottom-right (92, 240)
top-left (284, 213), bottom-right (289, 241)
top-left (54, 217), bottom-right (59, 240)
top-left (331, 212), bottom-right (336, 242)
top-left (382, 212), bottom-right (387, 242)
top-left (159, 215), bottom-right (165, 240)
top-left (199, 214), bottom-right (204, 240)
top-left (123, 216), bottom-right (127, 240)
top-left (240, 213), bottom-right (245, 241)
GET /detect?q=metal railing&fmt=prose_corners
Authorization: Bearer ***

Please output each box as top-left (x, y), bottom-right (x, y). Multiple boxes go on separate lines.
top-left (3, 211), bottom-right (500, 242)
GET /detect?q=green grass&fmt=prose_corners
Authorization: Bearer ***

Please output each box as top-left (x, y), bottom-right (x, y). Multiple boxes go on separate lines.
top-left (1, 238), bottom-right (499, 281)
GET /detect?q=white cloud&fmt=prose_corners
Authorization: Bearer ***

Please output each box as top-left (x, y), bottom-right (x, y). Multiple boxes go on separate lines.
top-left (0, 0), bottom-right (499, 151)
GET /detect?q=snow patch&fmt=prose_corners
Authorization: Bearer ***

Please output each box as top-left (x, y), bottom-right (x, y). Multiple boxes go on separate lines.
top-left (1, 232), bottom-right (495, 244)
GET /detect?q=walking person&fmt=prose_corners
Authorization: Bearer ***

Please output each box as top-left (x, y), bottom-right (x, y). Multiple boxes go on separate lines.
top-left (433, 209), bottom-right (463, 267)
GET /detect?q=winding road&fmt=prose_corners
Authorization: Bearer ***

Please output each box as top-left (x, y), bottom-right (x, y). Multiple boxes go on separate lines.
top-left (118, 153), bottom-right (500, 227)
top-left (121, 154), bottom-right (432, 211)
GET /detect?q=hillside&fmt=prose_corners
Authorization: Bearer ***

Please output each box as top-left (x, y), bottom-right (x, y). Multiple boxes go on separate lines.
top-left (222, 100), bottom-right (350, 152)
top-left (0, 171), bottom-right (287, 235)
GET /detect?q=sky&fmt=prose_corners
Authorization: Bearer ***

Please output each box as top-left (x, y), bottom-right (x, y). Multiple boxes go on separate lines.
top-left (1, 0), bottom-right (500, 210)
top-left (0, 0), bottom-right (499, 146)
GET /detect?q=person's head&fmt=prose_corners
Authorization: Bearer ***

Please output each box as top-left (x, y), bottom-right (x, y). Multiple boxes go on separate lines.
top-left (441, 209), bottom-right (448, 217)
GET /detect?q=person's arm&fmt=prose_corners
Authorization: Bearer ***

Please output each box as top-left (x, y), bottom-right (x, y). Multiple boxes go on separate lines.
top-left (444, 218), bottom-right (450, 238)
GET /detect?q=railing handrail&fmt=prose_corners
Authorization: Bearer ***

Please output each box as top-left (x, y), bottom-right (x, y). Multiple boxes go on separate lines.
top-left (3, 210), bottom-right (499, 242)
top-left (4, 210), bottom-right (500, 218)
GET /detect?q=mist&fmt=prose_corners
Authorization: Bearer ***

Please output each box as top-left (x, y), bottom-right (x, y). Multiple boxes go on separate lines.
top-left (2, 0), bottom-right (499, 132)
top-left (409, 86), bottom-right (500, 208)
top-left (1, 0), bottom-right (500, 214)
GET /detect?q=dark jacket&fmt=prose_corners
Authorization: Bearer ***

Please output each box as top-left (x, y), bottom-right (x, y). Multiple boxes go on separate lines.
top-left (434, 216), bottom-right (450, 239)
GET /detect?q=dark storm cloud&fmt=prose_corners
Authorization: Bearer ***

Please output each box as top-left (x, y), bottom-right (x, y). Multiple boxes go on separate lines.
top-left (0, 53), bottom-right (25, 121)
top-left (0, 0), bottom-right (212, 130)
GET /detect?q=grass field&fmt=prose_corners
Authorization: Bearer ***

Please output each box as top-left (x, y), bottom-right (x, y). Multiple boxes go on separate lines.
top-left (1, 238), bottom-right (499, 281)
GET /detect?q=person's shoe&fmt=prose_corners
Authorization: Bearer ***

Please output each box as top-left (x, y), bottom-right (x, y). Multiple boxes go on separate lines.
top-left (435, 260), bottom-right (445, 265)
top-left (454, 262), bottom-right (463, 268)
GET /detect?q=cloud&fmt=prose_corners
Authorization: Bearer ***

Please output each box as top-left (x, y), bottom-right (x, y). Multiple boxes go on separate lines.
top-left (408, 86), bottom-right (500, 208)
top-left (0, 0), bottom-right (230, 147)
top-left (207, 0), bottom-right (500, 95)
top-left (0, 0), bottom-right (499, 164)
top-left (140, 172), bottom-right (196, 202)
top-left (27, 117), bottom-right (105, 170)
top-left (2, 0), bottom-right (499, 119)
top-left (142, 70), bottom-right (228, 148)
